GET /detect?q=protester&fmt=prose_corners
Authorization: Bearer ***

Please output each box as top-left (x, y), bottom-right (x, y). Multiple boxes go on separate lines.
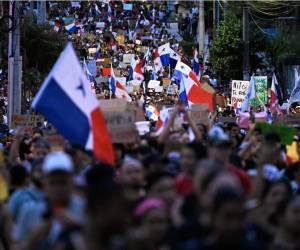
top-left (0, 2), bottom-right (300, 250)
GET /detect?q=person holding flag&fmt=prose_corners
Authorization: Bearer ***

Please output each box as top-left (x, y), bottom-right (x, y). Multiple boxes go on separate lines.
top-left (109, 65), bottom-right (132, 102)
top-left (193, 48), bottom-right (201, 79)
top-left (31, 43), bottom-right (115, 165)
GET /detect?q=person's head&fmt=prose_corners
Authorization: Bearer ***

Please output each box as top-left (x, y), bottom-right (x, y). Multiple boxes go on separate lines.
top-left (180, 142), bottom-right (206, 176)
top-left (262, 179), bottom-right (292, 215)
top-left (227, 122), bottom-right (239, 138)
top-left (9, 164), bottom-right (29, 189)
top-left (207, 126), bottom-right (232, 165)
top-left (30, 138), bottom-right (50, 161)
top-left (211, 187), bottom-right (246, 245)
top-left (32, 127), bottom-right (43, 139)
top-left (119, 158), bottom-right (145, 186)
top-left (260, 132), bottom-right (281, 165)
top-left (280, 195), bottom-right (300, 236)
top-left (42, 152), bottom-right (74, 205)
top-left (134, 198), bottom-right (168, 244)
top-left (146, 171), bottom-right (175, 208)
top-left (31, 158), bottom-right (44, 189)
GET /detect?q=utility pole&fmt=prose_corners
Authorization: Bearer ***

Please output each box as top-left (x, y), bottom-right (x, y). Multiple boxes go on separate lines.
top-left (243, 3), bottom-right (250, 80)
top-left (198, 0), bottom-right (205, 55)
top-left (37, 1), bottom-right (46, 24)
top-left (224, 0), bottom-right (228, 17)
top-left (213, 0), bottom-right (220, 37)
top-left (8, 0), bottom-right (22, 126)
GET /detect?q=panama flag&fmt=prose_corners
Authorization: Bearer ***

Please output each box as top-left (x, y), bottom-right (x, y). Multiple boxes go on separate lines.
top-left (177, 61), bottom-right (214, 111)
top-left (109, 66), bottom-right (132, 102)
top-left (157, 43), bottom-right (170, 67)
top-left (145, 105), bottom-right (160, 121)
top-left (169, 48), bottom-right (181, 69)
top-left (65, 23), bottom-right (77, 32)
top-left (154, 48), bottom-right (163, 72)
top-left (270, 73), bottom-right (282, 113)
top-left (193, 48), bottom-right (201, 79)
top-left (130, 56), bottom-right (144, 82)
top-left (155, 107), bottom-right (170, 135)
top-left (32, 43), bottom-right (115, 165)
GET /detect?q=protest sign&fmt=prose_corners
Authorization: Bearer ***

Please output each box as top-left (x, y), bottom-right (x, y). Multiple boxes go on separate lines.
top-left (123, 3), bottom-right (133, 10)
top-left (231, 80), bottom-right (249, 108)
top-left (135, 121), bottom-right (150, 135)
top-left (100, 99), bottom-right (138, 143)
top-left (148, 80), bottom-right (160, 89)
top-left (190, 104), bottom-right (209, 126)
top-left (251, 76), bottom-right (268, 106)
top-left (88, 48), bottom-right (96, 58)
top-left (116, 35), bottom-right (125, 45)
top-left (71, 1), bottom-right (81, 8)
top-left (11, 115), bottom-right (44, 133)
top-left (273, 114), bottom-right (300, 127)
top-left (256, 123), bottom-right (296, 145)
top-left (125, 85), bottom-right (134, 93)
top-left (238, 112), bottom-right (267, 128)
top-left (123, 54), bottom-right (134, 64)
top-left (96, 22), bottom-right (105, 28)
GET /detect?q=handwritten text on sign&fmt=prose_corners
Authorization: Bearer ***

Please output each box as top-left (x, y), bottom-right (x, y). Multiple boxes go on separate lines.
top-left (231, 80), bottom-right (249, 108)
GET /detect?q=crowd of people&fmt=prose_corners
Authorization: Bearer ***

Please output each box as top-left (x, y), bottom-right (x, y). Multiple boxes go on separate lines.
top-left (0, 101), bottom-right (300, 250)
top-left (0, 1), bottom-right (300, 250)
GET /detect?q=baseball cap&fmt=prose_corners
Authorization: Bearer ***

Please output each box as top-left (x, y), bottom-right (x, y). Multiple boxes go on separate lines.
top-left (43, 152), bottom-right (74, 175)
top-left (208, 126), bottom-right (232, 147)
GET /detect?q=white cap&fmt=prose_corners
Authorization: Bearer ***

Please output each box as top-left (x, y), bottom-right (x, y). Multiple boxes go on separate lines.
top-left (43, 152), bottom-right (74, 175)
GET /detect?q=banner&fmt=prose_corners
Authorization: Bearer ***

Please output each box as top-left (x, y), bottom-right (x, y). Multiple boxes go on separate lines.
top-left (190, 104), bottom-right (209, 126)
top-left (231, 80), bottom-right (249, 108)
top-left (100, 99), bottom-right (138, 143)
top-left (251, 76), bottom-right (268, 106)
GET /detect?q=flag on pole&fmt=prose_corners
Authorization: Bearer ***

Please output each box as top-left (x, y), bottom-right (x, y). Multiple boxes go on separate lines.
top-left (31, 43), bottom-right (115, 165)
top-left (241, 75), bottom-right (256, 112)
top-left (193, 48), bottom-right (201, 79)
top-left (157, 43), bottom-right (170, 67)
top-left (151, 65), bottom-right (157, 80)
top-left (270, 73), bottom-right (282, 113)
top-left (65, 23), bottom-right (78, 33)
top-left (169, 48), bottom-right (181, 69)
top-left (109, 66), bottom-right (132, 102)
top-left (130, 56), bottom-right (144, 82)
top-left (94, 43), bottom-right (101, 59)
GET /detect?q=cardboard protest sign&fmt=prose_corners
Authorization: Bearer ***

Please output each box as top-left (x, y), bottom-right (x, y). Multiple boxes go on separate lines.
top-left (116, 35), bottom-right (125, 45)
top-left (88, 48), bottom-right (96, 58)
top-left (231, 80), bottom-right (249, 108)
top-left (251, 76), bottom-right (268, 106)
top-left (273, 114), bottom-right (300, 127)
top-left (11, 114), bottom-right (44, 133)
top-left (123, 54), bottom-right (134, 64)
top-left (256, 123), bottom-right (296, 145)
top-left (100, 99), bottom-right (138, 143)
top-left (163, 78), bottom-right (171, 87)
top-left (190, 104), bottom-right (209, 126)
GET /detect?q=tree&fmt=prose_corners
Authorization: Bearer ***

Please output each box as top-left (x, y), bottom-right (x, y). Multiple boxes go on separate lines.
top-left (21, 17), bottom-right (66, 96)
top-left (210, 12), bottom-right (243, 80)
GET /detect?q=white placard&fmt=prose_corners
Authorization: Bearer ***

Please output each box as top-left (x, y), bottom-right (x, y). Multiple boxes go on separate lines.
top-left (231, 80), bottom-right (250, 108)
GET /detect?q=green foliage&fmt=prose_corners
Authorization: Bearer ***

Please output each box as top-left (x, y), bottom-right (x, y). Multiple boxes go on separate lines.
top-left (210, 12), bottom-right (243, 80)
top-left (270, 29), bottom-right (300, 66)
top-left (21, 17), bottom-right (66, 91)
